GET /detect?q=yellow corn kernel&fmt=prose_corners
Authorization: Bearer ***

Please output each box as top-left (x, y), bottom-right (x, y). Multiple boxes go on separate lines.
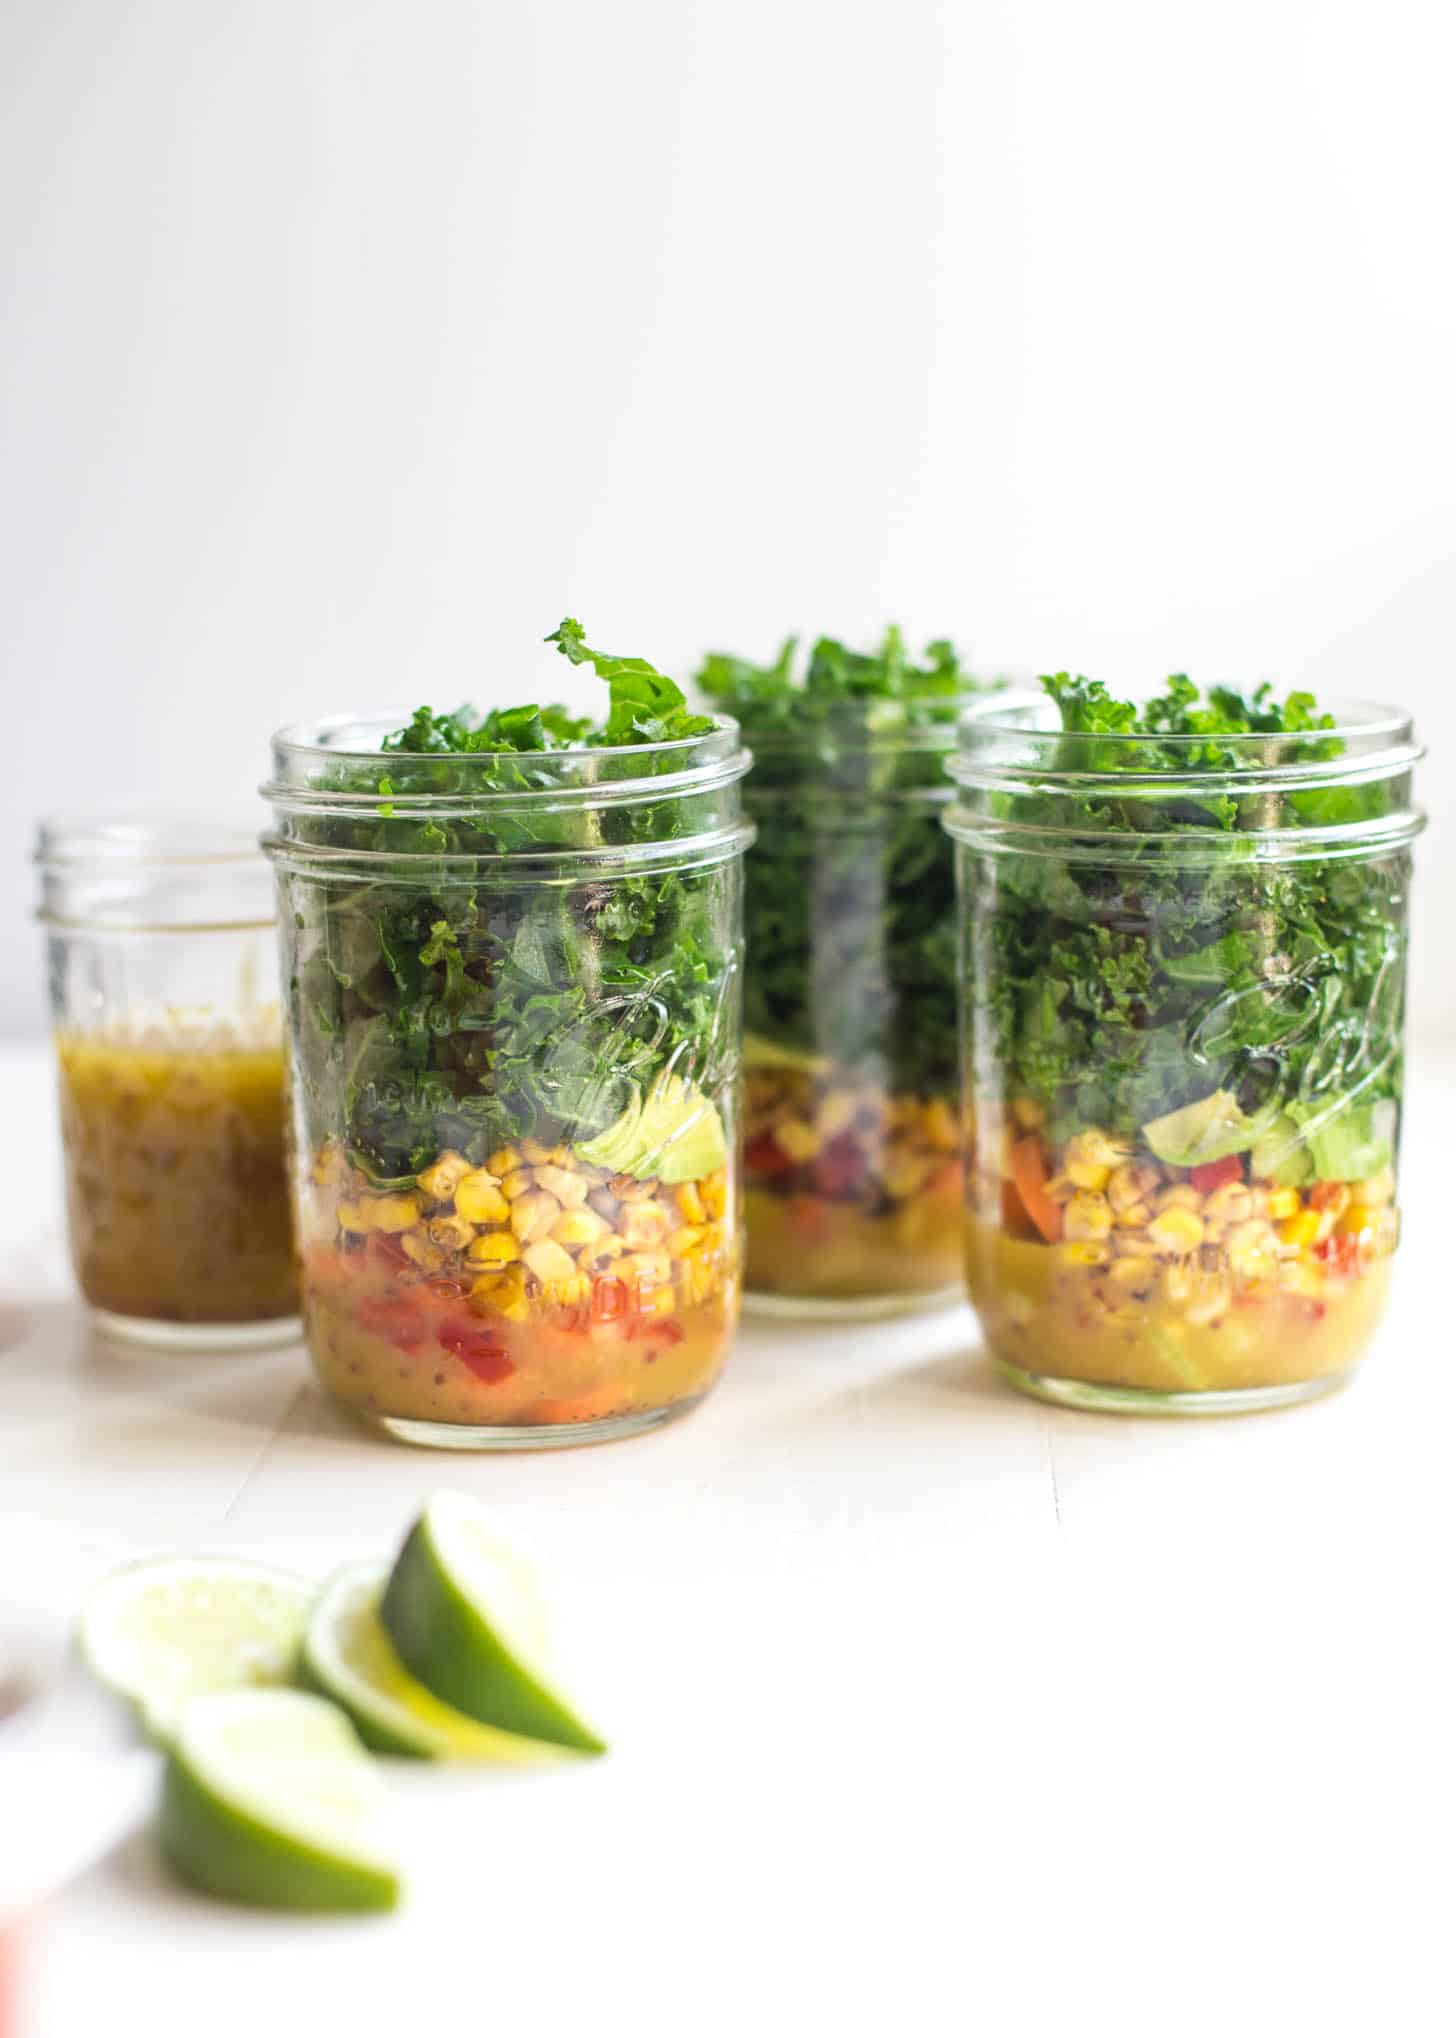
top-left (1147, 1205), bottom-right (1204, 1255)
top-left (1011, 1095), bottom-right (1046, 1131)
top-left (521, 1236), bottom-right (578, 1284)
top-left (920, 1096), bottom-right (960, 1153)
top-left (616, 1249), bottom-right (672, 1290)
top-left (1114, 1200), bottom-right (1152, 1231)
top-left (623, 1200), bottom-right (671, 1249)
top-left (368, 1193), bottom-right (423, 1234)
top-left (543, 1273), bottom-right (592, 1310)
top-left (1354, 1166), bottom-right (1395, 1208)
top-left (1279, 1258), bottom-right (1325, 1299)
top-left (1155, 1184), bottom-right (1204, 1214)
top-left (500, 1167), bottom-right (536, 1202)
top-left (816, 1089), bottom-right (860, 1141)
top-left (669, 1224), bottom-right (706, 1257)
top-left (1064, 1193), bottom-right (1113, 1241)
top-left (520, 1137), bottom-right (558, 1165)
top-left (1227, 1218), bottom-right (1278, 1283)
top-left (1065, 1159), bottom-right (1112, 1193)
top-left (588, 1187), bottom-right (621, 1223)
top-left (311, 1142), bottom-right (347, 1187)
top-left (486, 1145), bottom-right (521, 1176)
top-left (1266, 1186), bottom-right (1301, 1221)
top-left (509, 1189), bottom-right (562, 1244)
top-left (1279, 1209), bottom-right (1321, 1250)
top-left (1064, 1130), bottom-right (1125, 1190)
top-left (1336, 1202), bottom-right (1372, 1238)
top-left (675, 1181), bottom-right (707, 1225)
top-left (1107, 1255), bottom-right (1157, 1293)
top-left (551, 1207), bottom-right (610, 1249)
top-left (400, 1233), bottom-right (444, 1273)
top-left (701, 1170), bottom-right (727, 1220)
top-left (774, 1117), bottom-right (821, 1164)
top-left (1203, 1181), bottom-right (1253, 1225)
top-left (455, 1170), bottom-right (510, 1224)
top-left (337, 1199), bottom-right (371, 1234)
top-left (466, 1230), bottom-right (520, 1268)
top-left (1044, 1173), bottom-right (1080, 1205)
top-left (582, 1232), bottom-right (627, 1272)
top-left (1107, 1161), bottom-right (1161, 1214)
top-left (1057, 1238), bottom-right (1109, 1268)
top-left (416, 1150), bottom-right (472, 1201)
top-left (428, 1212), bottom-right (476, 1252)
top-left (533, 1163), bottom-right (589, 1210)
top-left (470, 1268), bottom-right (530, 1322)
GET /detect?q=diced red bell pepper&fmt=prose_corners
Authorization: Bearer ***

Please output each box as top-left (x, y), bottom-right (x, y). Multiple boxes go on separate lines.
top-left (1190, 1153), bottom-right (1243, 1195)
top-left (1308, 1180), bottom-right (1346, 1210)
top-left (438, 1319), bottom-right (516, 1383)
top-left (592, 1275), bottom-right (630, 1323)
top-left (356, 1294), bottom-right (427, 1352)
top-left (634, 1313), bottom-right (685, 1346)
top-left (745, 1133), bottom-right (794, 1180)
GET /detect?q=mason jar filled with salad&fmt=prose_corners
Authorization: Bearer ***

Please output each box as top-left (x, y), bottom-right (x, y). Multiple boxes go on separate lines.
top-left (263, 623), bottom-right (752, 1448)
top-left (697, 631), bottom-right (1000, 1315)
top-left (947, 676), bottom-right (1423, 1413)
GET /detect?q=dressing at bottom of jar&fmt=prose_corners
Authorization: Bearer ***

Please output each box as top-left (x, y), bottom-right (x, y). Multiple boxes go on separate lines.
top-left (299, 1139), bottom-right (737, 1432)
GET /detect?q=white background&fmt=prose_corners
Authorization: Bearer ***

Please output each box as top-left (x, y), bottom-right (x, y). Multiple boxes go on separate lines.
top-left (3, 0), bottom-right (1454, 1036)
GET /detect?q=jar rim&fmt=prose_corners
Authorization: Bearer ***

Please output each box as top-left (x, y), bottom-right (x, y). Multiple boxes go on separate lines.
top-left (267, 707), bottom-right (744, 770)
top-left (34, 813), bottom-right (266, 869)
top-left (955, 688), bottom-right (1414, 756)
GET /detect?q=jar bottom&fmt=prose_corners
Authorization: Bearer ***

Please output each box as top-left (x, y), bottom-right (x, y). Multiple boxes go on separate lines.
top-left (357, 1396), bottom-right (705, 1452)
top-left (996, 1359), bottom-right (1355, 1418)
top-left (89, 1308), bottom-right (303, 1353)
top-left (744, 1283), bottom-right (964, 1323)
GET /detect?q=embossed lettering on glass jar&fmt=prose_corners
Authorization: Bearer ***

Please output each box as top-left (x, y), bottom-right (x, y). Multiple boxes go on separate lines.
top-left (263, 713), bottom-right (752, 1449)
top-left (946, 694), bottom-right (1424, 1413)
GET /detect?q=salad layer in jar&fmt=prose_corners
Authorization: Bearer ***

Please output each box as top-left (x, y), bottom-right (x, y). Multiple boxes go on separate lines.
top-left (948, 675), bottom-right (1422, 1411)
top-left (265, 623), bottom-right (750, 1446)
top-left (697, 630), bottom-right (997, 1313)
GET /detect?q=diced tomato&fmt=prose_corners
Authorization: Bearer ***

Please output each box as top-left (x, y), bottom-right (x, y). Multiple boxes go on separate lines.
top-left (634, 1314), bottom-right (685, 1346)
top-left (528, 1385), bottom-right (624, 1426)
top-left (367, 1232), bottom-right (412, 1273)
top-left (438, 1319), bottom-right (516, 1383)
top-left (1190, 1154), bottom-right (1243, 1195)
top-left (1314, 1231), bottom-right (1363, 1277)
top-left (425, 1276), bottom-right (472, 1305)
top-left (1009, 1137), bottom-right (1062, 1244)
top-left (592, 1275), bottom-right (630, 1323)
top-left (1308, 1180), bottom-right (1346, 1210)
top-left (745, 1133), bottom-right (794, 1180)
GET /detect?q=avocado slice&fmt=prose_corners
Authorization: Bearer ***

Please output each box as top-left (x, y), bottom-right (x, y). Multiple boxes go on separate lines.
top-left (1249, 1112), bottom-right (1313, 1187)
top-left (1141, 1088), bottom-right (1276, 1168)
top-left (575, 1074), bottom-right (726, 1184)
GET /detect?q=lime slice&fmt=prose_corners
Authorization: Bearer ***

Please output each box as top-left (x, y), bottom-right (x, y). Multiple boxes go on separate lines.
top-left (160, 1689), bottom-right (399, 1911)
top-left (380, 1493), bottom-right (606, 1756)
top-left (302, 1564), bottom-right (557, 1763)
top-left (79, 1557), bottom-right (312, 1740)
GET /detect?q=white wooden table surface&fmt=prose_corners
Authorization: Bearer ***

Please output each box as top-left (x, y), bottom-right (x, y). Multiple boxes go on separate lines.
top-left (2, 1039), bottom-right (1451, 2038)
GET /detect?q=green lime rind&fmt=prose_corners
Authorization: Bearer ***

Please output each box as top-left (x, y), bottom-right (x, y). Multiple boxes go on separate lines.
top-left (380, 1495), bottom-right (606, 1757)
top-left (301, 1564), bottom-right (558, 1764)
top-left (159, 1690), bottom-right (400, 1912)
top-left (78, 1556), bottom-right (313, 1744)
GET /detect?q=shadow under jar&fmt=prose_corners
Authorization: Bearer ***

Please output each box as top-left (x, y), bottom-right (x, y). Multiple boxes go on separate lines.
top-left (36, 817), bottom-right (299, 1349)
top-left (263, 713), bottom-right (752, 1449)
top-left (946, 691), bottom-right (1424, 1414)
top-left (736, 702), bottom-right (976, 1317)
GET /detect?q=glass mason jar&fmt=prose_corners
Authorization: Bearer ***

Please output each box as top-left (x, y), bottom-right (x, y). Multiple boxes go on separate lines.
top-left (35, 817), bottom-right (299, 1349)
top-left (262, 713), bottom-right (752, 1449)
top-left (737, 702), bottom-right (971, 1316)
top-left (946, 697), bottom-right (1424, 1413)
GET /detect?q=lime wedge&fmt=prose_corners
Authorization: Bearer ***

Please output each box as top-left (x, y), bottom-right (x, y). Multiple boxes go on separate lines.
top-left (160, 1689), bottom-right (399, 1911)
top-left (302, 1564), bottom-right (557, 1763)
top-left (380, 1493), bottom-right (606, 1756)
top-left (79, 1557), bottom-right (312, 1740)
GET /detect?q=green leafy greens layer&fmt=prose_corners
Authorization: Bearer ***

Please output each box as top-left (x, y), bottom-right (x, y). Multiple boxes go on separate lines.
top-left (278, 622), bottom-right (735, 1184)
top-left (697, 629), bottom-right (996, 1097)
top-left (975, 674), bottom-right (1409, 1171)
